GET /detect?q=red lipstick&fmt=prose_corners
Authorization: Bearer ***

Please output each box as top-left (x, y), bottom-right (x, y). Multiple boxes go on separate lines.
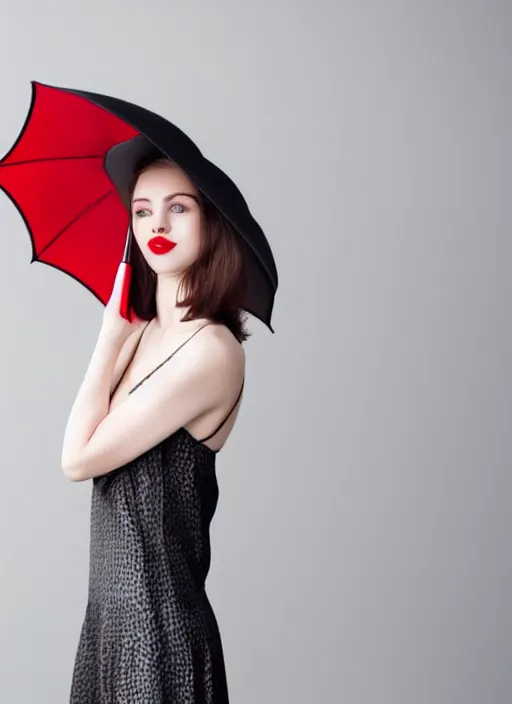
top-left (147, 236), bottom-right (176, 254)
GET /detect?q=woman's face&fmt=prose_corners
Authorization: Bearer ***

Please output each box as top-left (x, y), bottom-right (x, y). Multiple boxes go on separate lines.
top-left (131, 160), bottom-right (203, 276)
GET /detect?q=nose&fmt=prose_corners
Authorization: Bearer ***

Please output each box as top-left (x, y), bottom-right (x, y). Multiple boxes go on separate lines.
top-left (152, 224), bottom-right (169, 234)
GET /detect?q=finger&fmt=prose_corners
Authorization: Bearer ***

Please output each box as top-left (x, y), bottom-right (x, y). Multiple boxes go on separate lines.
top-left (112, 263), bottom-right (128, 299)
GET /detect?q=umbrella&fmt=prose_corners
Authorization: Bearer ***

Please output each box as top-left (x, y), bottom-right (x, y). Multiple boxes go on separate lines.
top-left (0, 80), bottom-right (278, 332)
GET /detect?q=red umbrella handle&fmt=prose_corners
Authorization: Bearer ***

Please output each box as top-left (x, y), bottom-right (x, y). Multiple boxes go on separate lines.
top-left (119, 263), bottom-right (133, 322)
top-left (119, 225), bottom-right (134, 321)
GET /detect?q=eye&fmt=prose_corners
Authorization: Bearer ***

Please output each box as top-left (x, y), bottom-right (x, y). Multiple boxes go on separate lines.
top-left (170, 203), bottom-right (186, 214)
top-left (134, 208), bottom-right (150, 217)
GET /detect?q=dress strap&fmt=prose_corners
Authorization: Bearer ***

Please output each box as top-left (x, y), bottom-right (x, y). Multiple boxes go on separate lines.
top-left (197, 377), bottom-right (245, 443)
top-left (110, 320), bottom-right (152, 399)
top-left (128, 322), bottom-right (212, 395)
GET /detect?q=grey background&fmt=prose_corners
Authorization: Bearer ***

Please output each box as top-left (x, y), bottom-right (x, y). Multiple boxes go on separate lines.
top-left (0, 0), bottom-right (510, 702)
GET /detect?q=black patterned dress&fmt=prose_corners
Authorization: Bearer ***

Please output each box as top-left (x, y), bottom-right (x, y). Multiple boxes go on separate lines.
top-left (69, 323), bottom-right (244, 703)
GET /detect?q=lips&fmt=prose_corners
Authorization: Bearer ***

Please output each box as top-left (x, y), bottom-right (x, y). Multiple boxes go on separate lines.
top-left (147, 236), bottom-right (176, 254)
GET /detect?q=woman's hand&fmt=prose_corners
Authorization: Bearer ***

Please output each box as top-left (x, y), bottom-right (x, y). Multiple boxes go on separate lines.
top-left (102, 262), bottom-right (145, 342)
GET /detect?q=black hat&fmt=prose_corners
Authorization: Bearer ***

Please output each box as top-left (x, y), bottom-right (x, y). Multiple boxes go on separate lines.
top-left (104, 130), bottom-right (278, 333)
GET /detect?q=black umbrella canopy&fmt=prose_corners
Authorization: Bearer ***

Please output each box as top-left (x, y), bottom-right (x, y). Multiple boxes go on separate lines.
top-left (59, 84), bottom-right (279, 333)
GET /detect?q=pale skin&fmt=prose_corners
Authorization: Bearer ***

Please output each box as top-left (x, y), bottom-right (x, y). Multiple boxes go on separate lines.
top-left (61, 160), bottom-right (245, 482)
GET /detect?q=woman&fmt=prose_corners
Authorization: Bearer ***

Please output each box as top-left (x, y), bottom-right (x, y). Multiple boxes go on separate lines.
top-left (63, 148), bottom-right (247, 703)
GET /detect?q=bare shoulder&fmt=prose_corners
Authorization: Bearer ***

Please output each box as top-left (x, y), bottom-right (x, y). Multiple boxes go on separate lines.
top-left (199, 322), bottom-right (246, 378)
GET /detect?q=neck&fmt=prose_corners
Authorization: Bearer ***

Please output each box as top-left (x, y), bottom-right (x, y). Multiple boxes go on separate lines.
top-left (153, 272), bottom-right (191, 330)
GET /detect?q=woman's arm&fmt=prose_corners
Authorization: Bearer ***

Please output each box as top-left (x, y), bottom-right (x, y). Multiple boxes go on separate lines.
top-left (61, 325), bottom-right (237, 483)
top-left (61, 326), bottom-right (127, 477)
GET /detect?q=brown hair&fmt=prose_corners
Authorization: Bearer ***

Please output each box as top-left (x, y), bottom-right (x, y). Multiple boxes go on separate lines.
top-left (127, 153), bottom-right (251, 343)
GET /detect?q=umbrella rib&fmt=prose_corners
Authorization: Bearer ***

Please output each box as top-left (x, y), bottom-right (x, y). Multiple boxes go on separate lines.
top-left (0, 155), bottom-right (104, 168)
top-left (37, 189), bottom-right (117, 258)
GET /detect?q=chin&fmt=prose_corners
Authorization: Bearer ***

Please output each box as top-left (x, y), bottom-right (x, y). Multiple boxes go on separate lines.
top-left (152, 262), bottom-right (190, 277)
top-left (141, 248), bottom-right (199, 275)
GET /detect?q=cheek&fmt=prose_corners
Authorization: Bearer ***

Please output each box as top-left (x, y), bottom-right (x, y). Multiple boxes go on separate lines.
top-left (190, 229), bottom-right (203, 256)
top-left (175, 232), bottom-right (202, 268)
top-left (131, 218), bottom-right (144, 236)
top-left (181, 217), bottom-right (202, 245)
top-left (131, 224), bottom-right (152, 259)
top-left (131, 222), bottom-right (144, 249)
top-left (179, 235), bottom-right (201, 260)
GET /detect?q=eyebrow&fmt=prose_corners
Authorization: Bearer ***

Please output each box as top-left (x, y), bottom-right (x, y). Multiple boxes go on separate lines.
top-left (132, 192), bottom-right (199, 205)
